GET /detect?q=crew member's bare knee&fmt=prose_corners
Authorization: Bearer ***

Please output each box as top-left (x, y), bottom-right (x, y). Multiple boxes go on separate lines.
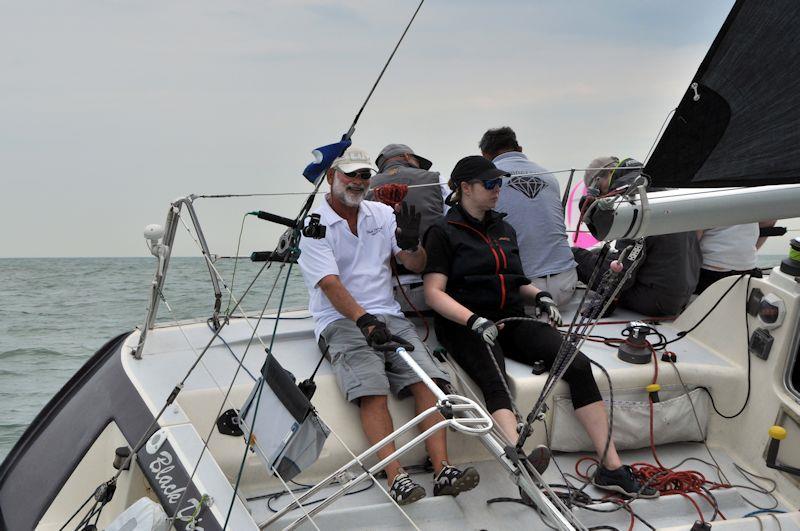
top-left (359, 394), bottom-right (388, 411)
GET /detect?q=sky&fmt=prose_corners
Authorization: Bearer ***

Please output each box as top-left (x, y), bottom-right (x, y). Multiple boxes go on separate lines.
top-left (0, 0), bottom-right (748, 258)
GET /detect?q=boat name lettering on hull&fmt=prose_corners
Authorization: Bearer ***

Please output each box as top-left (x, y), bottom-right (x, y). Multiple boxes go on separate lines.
top-left (148, 449), bottom-right (206, 530)
top-left (149, 450), bottom-right (187, 504)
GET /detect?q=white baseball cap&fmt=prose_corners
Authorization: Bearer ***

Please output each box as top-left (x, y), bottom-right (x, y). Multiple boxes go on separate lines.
top-left (331, 146), bottom-right (378, 174)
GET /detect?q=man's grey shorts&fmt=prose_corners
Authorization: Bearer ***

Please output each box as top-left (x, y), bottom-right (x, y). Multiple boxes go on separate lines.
top-left (531, 267), bottom-right (578, 307)
top-left (319, 314), bottom-right (450, 403)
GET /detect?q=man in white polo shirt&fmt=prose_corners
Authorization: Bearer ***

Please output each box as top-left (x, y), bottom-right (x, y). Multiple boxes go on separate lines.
top-left (298, 146), bottom-right (479, 506)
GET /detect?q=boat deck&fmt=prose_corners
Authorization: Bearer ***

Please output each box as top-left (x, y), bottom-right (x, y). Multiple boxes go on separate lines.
top-left (253, 442), bottom-right (794, 530)
top-left (116, 274), bottom-right (800, 529)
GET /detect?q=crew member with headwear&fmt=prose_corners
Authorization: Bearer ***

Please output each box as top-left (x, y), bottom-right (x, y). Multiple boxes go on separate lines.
top-left (368, 143), bottom-right (450, 312)
top-left (574, 156), bottom-right (702, 316)
top-left (479, 126), bottom-right (578, 306)
top-left (423, 155), bottom-right (658, 498)
top-left (298, 146), bottom-right (479, 506)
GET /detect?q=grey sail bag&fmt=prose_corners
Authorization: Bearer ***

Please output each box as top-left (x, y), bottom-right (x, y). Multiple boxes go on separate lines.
top-left (240, 353), bottom-right (330, 481)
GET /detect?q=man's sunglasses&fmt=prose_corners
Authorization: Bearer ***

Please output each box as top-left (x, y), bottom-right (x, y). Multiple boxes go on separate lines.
top-left (471, 177), bottom-right (503, 190)
top-left (340, 169), bottom-right (373, 180)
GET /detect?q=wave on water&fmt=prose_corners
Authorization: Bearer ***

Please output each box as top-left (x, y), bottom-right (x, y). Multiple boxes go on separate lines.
top-left (0, 347), bottom-right (64, 360)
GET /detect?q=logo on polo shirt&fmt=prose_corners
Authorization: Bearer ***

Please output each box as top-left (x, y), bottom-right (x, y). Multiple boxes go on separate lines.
top-left (366, 226), bottom-right (384, 236)
top-left (508, 175), bottom-right (547, 199)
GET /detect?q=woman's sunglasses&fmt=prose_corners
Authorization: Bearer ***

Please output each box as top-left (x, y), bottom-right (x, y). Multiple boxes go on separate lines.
top-left (471, 177), bottom-right (503, 190)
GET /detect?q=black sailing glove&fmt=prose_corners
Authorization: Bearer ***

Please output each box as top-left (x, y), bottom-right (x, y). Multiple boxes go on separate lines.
top-left (356, 313), bottom-right (392, 348)
top-left (395, 201), bottom-right (421, 251)
top-left (467, 314), bottom-right (499, 347)
top-left (535, 291), bottom-right (563, 326)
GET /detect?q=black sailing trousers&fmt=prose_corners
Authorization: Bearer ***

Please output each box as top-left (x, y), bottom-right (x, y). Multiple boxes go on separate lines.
top-left (435, 314), bottom-right (602, 414)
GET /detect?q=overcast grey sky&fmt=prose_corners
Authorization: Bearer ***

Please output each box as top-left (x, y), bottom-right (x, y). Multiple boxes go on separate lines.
top-left (1, 0), bottom-right (739, 257)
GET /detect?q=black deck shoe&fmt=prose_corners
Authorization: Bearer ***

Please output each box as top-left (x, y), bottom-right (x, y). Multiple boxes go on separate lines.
top-left (526, 444), bottom-right (552, 475)
top-left (433, 463), bottom-right (480, 497)
top-left (389, 472), bottom-right (426, 505)
top-left (592, 465), bottom-right (659, 498)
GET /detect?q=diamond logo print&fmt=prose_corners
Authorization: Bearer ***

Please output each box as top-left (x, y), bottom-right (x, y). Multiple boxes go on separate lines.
top-left (508, 176), bottom-right (547, 199)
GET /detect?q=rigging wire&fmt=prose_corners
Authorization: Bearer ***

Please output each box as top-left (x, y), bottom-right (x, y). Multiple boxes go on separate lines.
top-left (60, 206), bottom-right (308, 530)
top-left (176, 213), bottom-right (275, 352)
top-left (168, 259), bottom-right (293, 523)
top-left (58, 260), bottom-right (274, 530)
top-left (205, 318), bottom-right (258, 381)
top-left (347, 0), bottom-right (426, 135)
top-left (225, 262), bottom-right (421, 530)
top-left (156, 288), bottom-right (247, 405)
top-left (226, 212), bottom-right (249, 314)
top-left (643, 107), bottom-right (677, 165)
top-left (486, 264), bottom-right (775, 527)
top-left (218, 2), bottom-right (432, 528)
top-left (224, 261), bottom-right (298, 528)
top-left (265, 460), bottom-right (323, 531)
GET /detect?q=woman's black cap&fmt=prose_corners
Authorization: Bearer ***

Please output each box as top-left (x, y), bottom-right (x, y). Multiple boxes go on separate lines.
top-left (451, 155), bottom-right (509, 184)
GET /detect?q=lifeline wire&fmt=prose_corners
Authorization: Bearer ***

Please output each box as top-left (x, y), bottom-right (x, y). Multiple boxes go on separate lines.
top-left (146, 205), bottom-right (304, 522)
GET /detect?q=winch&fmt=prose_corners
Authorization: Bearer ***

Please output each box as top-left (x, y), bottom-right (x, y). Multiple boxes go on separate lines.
top-left (617, 321), bottom-right (653, 364)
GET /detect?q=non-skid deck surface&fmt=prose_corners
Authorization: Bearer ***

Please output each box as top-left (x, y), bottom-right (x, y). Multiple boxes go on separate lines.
top-left (248, 442), bottom-right (794, 530)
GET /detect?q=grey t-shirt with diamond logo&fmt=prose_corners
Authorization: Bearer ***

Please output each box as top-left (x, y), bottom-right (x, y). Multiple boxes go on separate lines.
top-left (493, 152), bottom-right (576, 278)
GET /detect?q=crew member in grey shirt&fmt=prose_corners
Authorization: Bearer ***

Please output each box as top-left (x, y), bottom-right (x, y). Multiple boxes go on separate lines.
top-left (368, 143), bottom-right (449, 312)
top-left (479, 126), bottom-right (577, 306)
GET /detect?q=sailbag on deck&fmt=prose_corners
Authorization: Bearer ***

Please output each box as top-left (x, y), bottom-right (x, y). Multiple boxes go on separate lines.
top-left (240, 354), bottom-right (330, 481)
top-left (645, 0), bottom-right (800, 188)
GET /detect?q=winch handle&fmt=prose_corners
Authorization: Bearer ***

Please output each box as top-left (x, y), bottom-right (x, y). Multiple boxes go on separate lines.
top-left (621, 323), bottom-right (654, 338)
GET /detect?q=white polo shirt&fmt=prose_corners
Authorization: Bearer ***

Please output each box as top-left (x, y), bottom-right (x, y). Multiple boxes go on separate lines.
top-left (298, 196), bottom-right (404, 339)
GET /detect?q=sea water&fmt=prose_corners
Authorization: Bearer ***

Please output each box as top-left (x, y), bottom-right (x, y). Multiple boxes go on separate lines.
top-left (0, 257), bottom-right (308, 461)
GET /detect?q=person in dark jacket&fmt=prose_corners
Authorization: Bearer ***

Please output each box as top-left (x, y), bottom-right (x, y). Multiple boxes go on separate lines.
top-left (573, 156), bottom-right (702, 316)
top-left (368, 144), bottom-right (449, 312)
top-left (423, 155), bottom-right (658, 498)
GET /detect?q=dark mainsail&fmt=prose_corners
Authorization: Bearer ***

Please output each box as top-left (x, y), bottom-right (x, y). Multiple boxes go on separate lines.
top-left (644, 0), bottom-right (800, 188)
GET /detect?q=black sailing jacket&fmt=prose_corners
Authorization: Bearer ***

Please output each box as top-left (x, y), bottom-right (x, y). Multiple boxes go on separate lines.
top-left (426, 204), bottom-right (531, 313)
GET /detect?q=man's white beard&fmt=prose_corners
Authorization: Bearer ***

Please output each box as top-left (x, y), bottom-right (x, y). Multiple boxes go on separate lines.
top-left (332, 177), bottom-right (366, 208)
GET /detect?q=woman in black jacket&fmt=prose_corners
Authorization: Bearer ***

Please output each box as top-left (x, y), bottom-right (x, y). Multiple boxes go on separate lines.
top-left (422, 155), bottom-right (656, 498)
